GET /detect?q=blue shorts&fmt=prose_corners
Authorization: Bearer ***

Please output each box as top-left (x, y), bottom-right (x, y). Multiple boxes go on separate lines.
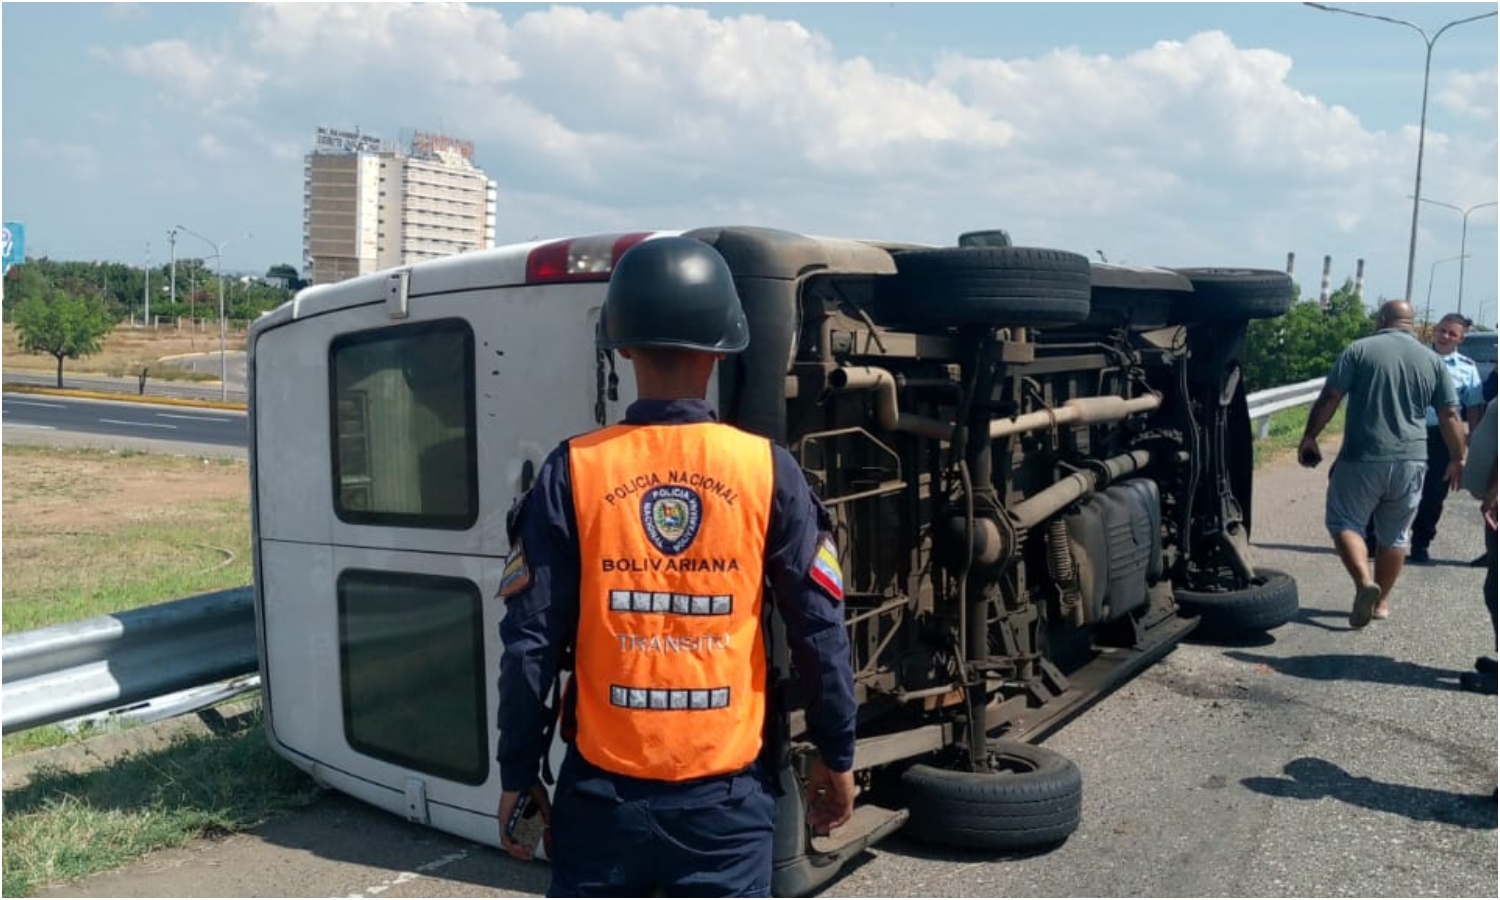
top-left (1326, 459), bottom-right (1427, 549)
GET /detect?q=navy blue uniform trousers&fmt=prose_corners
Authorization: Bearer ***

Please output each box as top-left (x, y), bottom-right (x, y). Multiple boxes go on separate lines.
top-left (548, 751), bottom-right (777, 898)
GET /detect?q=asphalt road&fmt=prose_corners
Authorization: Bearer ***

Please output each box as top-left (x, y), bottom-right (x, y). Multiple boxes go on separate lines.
top-left (2, 394), bottom-right (247, 458)
top-left (19, 452), bottom-right (1500, 898)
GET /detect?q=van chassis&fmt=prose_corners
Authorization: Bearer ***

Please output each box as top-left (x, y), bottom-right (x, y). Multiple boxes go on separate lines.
top-left (749, 244), bottom-right (1296, 895)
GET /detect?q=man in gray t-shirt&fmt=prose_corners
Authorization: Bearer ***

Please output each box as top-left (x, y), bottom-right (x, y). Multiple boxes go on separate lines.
top-left (1299, 300), bottom-right (1466, 628)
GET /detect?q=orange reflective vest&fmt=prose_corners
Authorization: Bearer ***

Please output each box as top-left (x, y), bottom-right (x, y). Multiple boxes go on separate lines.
top-left (567, 422), bottom-right (773, 781)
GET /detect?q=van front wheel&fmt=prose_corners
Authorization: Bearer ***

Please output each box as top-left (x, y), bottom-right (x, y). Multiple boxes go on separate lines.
top-left (899, 739), bottom-right (1082, 851)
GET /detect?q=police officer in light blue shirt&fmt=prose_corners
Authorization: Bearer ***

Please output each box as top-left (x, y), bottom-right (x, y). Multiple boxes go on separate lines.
top-left (1410, 313), bottom-right (1487, 562)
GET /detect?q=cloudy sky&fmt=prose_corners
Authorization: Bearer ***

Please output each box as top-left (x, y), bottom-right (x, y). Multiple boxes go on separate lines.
top-left (3, 2), bottom-right (1497, 322)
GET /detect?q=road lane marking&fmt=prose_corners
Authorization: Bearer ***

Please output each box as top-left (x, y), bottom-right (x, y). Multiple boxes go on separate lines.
top-left (350, 850), bottom-right (471, 898)
top-left (155, 413), bottom-right (237, 423)
top-left (98, 418), bottom-right (177, 429)
top-left (4, 400), bottom-right (66, 408)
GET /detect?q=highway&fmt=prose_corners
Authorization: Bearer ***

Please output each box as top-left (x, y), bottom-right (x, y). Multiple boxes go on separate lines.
top-left (12, 449), bottom-right (1497, 898)
top-left (2, 394), bottom-right (247, 454)
top-left (3, 391), bottom-right (1494, 898)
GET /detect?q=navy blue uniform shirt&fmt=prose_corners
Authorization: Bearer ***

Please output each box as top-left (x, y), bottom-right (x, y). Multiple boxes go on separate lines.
top-left (497, 398), bottom-right (857, 792)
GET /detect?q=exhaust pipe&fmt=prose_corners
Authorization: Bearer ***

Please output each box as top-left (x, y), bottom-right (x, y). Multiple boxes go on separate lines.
top-left (828, 366), bottom-right (954, 441)
top-left (830, 366), bottom-right (1161, 444)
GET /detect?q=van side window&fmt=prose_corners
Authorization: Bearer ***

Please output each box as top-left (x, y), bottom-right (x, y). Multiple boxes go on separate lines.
top-left (338, 569), bottom-right (488, 785)
top-left (329, 319), bottom-right (477, 529)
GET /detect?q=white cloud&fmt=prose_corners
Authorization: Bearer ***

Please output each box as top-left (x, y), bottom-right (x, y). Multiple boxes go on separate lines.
top-left (1438, 67), bottom-right (1498, 123)
top-left (21, 138), bottom-right (103, 183)
top-left (85, 3), bottom-right (1495, 300)
top-left (95, 39), bottom-right (268, 118)
top-left (197, 134), bottom-right (228, 158)
top-left (106, 3), bottom-right (147, 21)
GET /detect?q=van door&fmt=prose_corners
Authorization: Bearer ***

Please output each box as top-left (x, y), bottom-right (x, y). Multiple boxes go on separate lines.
top-left (253, 276), bottom-right (610, 840)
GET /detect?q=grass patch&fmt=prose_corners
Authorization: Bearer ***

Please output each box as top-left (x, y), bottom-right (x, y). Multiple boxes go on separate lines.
top-left (0, 444), bottom-right (320, 896)
top-left (1, 708), bottom-right (323, 898)
top-left (1253, 405), bottom-right (1345, 468)
top-left (1, 444), bottom-right (250, 634)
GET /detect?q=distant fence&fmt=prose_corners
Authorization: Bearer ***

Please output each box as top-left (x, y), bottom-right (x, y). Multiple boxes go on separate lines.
top-left (121, 318), bottom-right (253, 333)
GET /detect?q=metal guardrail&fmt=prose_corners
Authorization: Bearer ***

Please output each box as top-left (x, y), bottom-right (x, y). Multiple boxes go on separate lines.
top-left (0, 587), bottom-right (257, 735)
top-left (1245, 377), bottom-right (1326, 438)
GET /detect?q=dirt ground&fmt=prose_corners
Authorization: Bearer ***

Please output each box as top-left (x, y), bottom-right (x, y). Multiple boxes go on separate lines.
top-left (2, 324), bottom-right (248, 379)
top-left (2, 446), bottom-right (247, 531)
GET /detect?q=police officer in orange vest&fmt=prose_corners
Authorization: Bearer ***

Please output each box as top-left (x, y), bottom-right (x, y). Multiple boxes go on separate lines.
top-left (496, 236), bottom-right (857, 896)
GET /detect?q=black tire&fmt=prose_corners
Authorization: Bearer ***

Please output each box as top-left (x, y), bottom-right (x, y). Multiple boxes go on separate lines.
top-left (1169, 268), bottom-right (1295, 322)
top-left (900, 740), bottom-right (1082, 851)
top-left (873, 247), bottom-right (1092, 329)
top-left (1175, 566), bottom-right (1299, 634)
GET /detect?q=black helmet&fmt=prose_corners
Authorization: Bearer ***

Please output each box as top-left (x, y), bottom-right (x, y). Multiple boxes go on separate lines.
top-left (600, 237), bottom-right (749, 353)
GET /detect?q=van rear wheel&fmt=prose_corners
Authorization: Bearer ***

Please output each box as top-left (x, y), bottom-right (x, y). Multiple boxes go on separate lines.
top-left (1176, 566), bottom-right (1299, 635)
top-left (899, 739), bottom-right (1082, 851)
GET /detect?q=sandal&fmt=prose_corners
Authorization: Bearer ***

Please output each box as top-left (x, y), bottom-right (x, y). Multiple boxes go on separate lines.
top-left (1350, 584), bottom-right (1380, 628)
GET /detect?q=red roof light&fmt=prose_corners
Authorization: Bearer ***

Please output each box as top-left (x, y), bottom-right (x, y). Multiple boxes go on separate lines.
top-left (525, 232), bottom-right (653, 284)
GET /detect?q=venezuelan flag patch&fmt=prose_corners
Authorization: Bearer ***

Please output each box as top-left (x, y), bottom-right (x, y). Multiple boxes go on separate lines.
top-left (809, 534), bottom-right (843, 603)
top-left (498, 541), bottom-right (532, 598)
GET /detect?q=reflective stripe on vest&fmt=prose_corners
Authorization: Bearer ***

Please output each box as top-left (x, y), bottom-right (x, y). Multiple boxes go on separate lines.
top-left (568, 422), bottom-right (773, 781)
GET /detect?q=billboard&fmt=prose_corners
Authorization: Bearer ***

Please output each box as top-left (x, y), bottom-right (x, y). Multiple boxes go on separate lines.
top-left (2, 222), bottom-right (23, 275)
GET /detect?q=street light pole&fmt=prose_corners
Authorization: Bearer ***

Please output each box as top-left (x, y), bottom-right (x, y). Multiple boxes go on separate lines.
top-left (1423, 253), bottom-right (1469, 330)
top-left (1414, 197), bottom-right (1498, 317)
top-left (167, 227), bottom-right (178, 327)
top-left (1304, 4), bottom-right (1497, 304)
top-left (175, 225), bottom-right (250, 402)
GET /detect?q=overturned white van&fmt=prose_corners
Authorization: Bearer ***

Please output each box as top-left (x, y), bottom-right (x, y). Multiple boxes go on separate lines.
top-left (248, 225), bottom-right (1298, 895)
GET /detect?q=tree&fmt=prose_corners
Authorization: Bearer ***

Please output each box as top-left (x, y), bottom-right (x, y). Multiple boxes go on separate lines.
top-left (265, 263), bottom-right (307, 292)
top-left (12, 284), bottom-right (114, 387)
top-left (1244, 279), bottom-right (1374, 391)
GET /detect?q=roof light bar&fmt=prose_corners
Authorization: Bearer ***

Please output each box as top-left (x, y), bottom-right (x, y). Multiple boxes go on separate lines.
top-left (525, 232), bottom-right (653, 284)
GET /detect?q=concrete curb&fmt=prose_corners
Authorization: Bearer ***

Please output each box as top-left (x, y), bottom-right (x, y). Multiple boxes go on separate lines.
top-left (3, 384), bottom-right (247, 412)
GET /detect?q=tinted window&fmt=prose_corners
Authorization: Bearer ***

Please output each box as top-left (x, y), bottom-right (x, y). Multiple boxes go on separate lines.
top-left (338, 570), bottom-right (488, 785)
top-left (330, 319), bottom-right (476, 528)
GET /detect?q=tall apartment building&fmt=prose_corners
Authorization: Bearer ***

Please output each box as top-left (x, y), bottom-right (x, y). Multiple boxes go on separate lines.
top-left (303, 127), bottom-right (498, 286)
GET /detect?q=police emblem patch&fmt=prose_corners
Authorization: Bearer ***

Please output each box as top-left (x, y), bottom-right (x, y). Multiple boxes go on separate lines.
top-left (809, 534), bottom-right (844, 602)
top-left (497, 541), bottom-right (532, 598)
top-left (641, 485), bottom-right (703, 555)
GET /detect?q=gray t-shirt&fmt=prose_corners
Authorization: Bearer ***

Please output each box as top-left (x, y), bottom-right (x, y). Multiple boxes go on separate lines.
top-left (1463, 400), bottom-right (1496, 499)
top-left (1329, 328), bottom-right (1456, 463)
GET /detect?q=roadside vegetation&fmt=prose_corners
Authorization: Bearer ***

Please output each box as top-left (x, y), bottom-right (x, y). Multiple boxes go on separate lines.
top-left (1, 444), bottom-right (322, 897)
top-left (0, 445), bottom-right (252, 634)
top-left (2, 709), bottom-right (323, 899)
top-left (3, 322), bottom-right (245, 384)
top-left (1253, 404), bottom-right (1344, 469)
